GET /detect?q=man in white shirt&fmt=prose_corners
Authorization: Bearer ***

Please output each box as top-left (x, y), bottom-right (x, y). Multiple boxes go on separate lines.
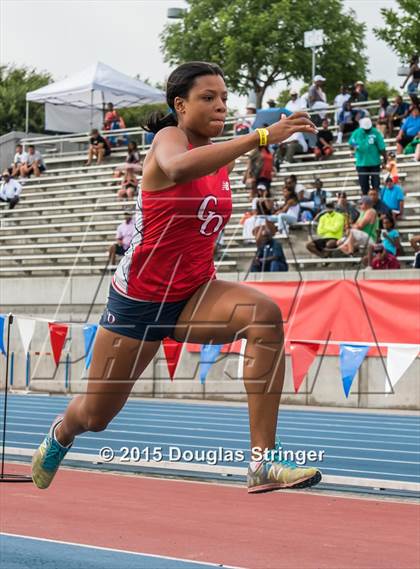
top-left (0, 171), bottom-right (22, 209)
top-left (10, 143), bottom-right (28, 178)
top-left (21, 145), bottom-right (47, 177)
top-left (285, 89), bottom-right (303, 113)
top-left (334, 85), bottom-right (351, 124)
top-left (308, 75), bottom-right (327, 107)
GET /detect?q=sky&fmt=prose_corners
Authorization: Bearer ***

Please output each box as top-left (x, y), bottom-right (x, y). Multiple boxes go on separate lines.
top-left (1, 0), bottom-right (401, 112)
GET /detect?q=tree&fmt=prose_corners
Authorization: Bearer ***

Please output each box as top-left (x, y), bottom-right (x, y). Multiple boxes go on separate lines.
top-left (373, 0), bottom-right (420, 61)
top-left (0, 65), bottom-right (52, 135)
top-left (160, 0), bottom-right (368, 107)
top-left (365, 81), bottom-right (399, 101)
top-left (120, 103), bottom-right (168, 128)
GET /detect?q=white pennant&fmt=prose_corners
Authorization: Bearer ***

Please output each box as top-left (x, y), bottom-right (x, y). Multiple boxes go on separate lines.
top-left (17, 317), bottom-right (36, 354)
top-left (237, 339), bottom-right (247, 380)
top-left (385, 344), bottom-right (419, 394)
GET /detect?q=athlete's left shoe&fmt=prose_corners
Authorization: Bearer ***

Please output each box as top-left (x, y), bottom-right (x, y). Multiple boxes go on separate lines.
top-left (247, 443), bottom-right (322, 494)
top-left (32, 415), bottom-right (71, 489)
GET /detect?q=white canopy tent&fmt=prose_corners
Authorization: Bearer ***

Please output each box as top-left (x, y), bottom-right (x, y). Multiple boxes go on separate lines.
top-left (25, 61), bottom-right (166, 133)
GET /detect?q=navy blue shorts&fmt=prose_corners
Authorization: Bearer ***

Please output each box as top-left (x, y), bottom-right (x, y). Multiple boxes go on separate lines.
top-left (99, 284), bottom-right (190, 342)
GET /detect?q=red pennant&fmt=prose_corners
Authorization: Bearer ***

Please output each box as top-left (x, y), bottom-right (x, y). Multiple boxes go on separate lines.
top-left (162, 338), bottom-right (183, 381)
top-left (48, 323), bottom-right (68, 366)
top-left (290, 342), bottom-right (320, 393)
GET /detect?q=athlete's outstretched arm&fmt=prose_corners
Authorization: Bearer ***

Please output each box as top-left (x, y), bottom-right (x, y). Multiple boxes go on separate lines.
top-left (153, 112), bottom-right (317, 184)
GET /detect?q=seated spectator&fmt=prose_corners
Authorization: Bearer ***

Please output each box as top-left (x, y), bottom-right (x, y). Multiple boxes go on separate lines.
top-left (276, 131), bottom-right (308, 164)
top-left (285, 88), bottom-right (304, 113)
top-left (349, 117), bottom-right (387, 195)
top-left (108, 212), bottom-right (135, 266)
top-left (338, 196), bottom-right (378, 255)
top-left (103, 103), bottom-right (127, 146)
top-left (410, 234), bottom-right (420, 268)
top-left (333, 85), bottom-right (351, 124)
top-left (376, 97), bottom-right (393, 137)
top-left (250, 225), bottom-right (288, 272)
top-left (10, 143), bottom-right (28, 178)
top-left (337, 101), bottom-right (360, 143)
top-left (396, 105), bottom-right (420, 154)
top-left (299, 178), bottom-right (327, 221)
top-left (241, 184), bottom-right (274, 243)
top-left (403, 130), bottom-right (420, 156)
top-left (243, 145), bottom-right (274, 197)
top-left (117, 178), bottom-right (138, 201)
top-left (114, 140), bottom-right (142, 182)
top-left (314, 118), bottom-right (334, 160)
top-left (86, 129), bottom-right (111, 166)
top-left (366, 216), bottom-right (401, 269)
top-left (306, 203), bottom-right (345, 258)
top-left (400, 54), bottom-right (420, 95)
top-left (368, 187), bottom-right (391, 218)
top-left (351, 80), bottom-right (368, 103)
top-left (20, 145), bottom-right (46, 178)
top-left (384, 151), bottom-right (399, 182)
top-left (388, 95), bottom-right (410, 134)
top-left (367, 243), bottom-right (401, 270)
top-left (335, 191), bottom-right (360, 224)
top-left (0, 170), bottom-right (22, 210)
top-left (380, 176), bottom-right (404, 219)
top-left (234, 103), bottom-right (255, 136)
top-left (287, 175), bottom-right (306, 200)
top-left (308, 75), bottom-right (327, 108)
top-left (266, 186), bottom-right (301, 235)
top-left (379, 215), bottom-right (401, 256)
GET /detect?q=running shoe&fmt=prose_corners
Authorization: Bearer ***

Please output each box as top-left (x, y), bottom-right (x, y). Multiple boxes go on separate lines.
top-left (247, 442), bottom-right (322, 493)
top-left (32, 415), bottom-right (71, 489)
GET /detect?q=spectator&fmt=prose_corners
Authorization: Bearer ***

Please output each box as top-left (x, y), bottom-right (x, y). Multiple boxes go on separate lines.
top-left (384, 151), bottom-right (399, 183)
top-left (349, 117), bottom-right (387, 195)
top-left (368, 187), bottom-right (391, 218)
top-left (396, 105), bottom-right (420, 154)
top-left (20, 145), bottom-right (46, 178)
top-left (287, 175), bottom-right (306, 200)
top-left (243, 145), bottom-right (274, 197)
top-left (276, 131), bottom-right (308, 164)
top-left (380, 176), bottom-right (404, 220)
top-left (10, 143), bottom-right (28, 178)
top-left (306, 203), bottom-right (345, 258)
top-left (241, 184), bottom-right (274, 243)
top-left (388, 95), bottom-right (410, 134)
top-left (334, 85), bottom-right (351, 123)
top-left (103, 103), bottom-right (127, 146)
top-left (266, 99), bottom-right (276, 108)
top-left (250, 225), bottom-right (288, 272)
top-left (351, 80), bottom-right (368, 103)
top-left (410, 234), bottom-right (420, 268)
top-left (335, 191), bottom-right (360, 224)
top-left (86, 129), bottom-right (111, 166)
top-left (379, 215), bottom-right (401, 257)
top-left (367, 243), bottom-right (401, 270)
top-left (108, 212), bottom-right (135, 266)
top-left (314, 118), bottom-right (334, 160)
top-left (308, 75), bottom-right (327, 107)
top-left (400, 54), bottom-right (420, 95)
top-left (114, 140), bottom-right (142, 184)
top-left (403, 130), bottom-right (420, 156)
top-left (376, 96), bottom-right (393, 137)
top-left (366, 216), bottom-right (401, 270)
top-left (338, 196), bottom-right (378, 255)
top-left (117, 177), bottom-right (138, 201)
top-left (336, 101), bottom-right (360, 143)
top-left (299, 178), bottom-right (327, 221)
top-left (285, 89), bottom-right (304, 113)
top-left (267, 185), bottom-right (301, 235)
top-left (0, 170), bottom-right (22, 210)
top-left (234, 103), bottom-right (256, 136)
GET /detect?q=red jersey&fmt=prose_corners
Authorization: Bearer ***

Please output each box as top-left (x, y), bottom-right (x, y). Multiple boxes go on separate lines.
top-left (112, 164), bottom-right (232, 302)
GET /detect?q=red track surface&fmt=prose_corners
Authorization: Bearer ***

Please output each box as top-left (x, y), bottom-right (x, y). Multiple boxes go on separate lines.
top-left (1, 463), bottom-right (419, 569)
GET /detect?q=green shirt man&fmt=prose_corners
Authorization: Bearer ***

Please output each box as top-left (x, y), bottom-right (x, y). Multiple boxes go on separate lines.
top-left (349, 117), bottom-right (387, 195)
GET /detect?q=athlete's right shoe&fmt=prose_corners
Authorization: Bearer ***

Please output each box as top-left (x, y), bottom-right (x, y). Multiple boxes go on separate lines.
top-left (31, 416), bottom-right (71, 489)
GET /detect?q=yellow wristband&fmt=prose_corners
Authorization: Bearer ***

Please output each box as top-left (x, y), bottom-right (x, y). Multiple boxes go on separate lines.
top-left (256, 128), bottom-right (269, 147)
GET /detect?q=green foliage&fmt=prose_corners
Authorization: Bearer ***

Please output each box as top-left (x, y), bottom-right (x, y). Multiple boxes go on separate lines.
top-left (119, 103), bottom-right (168, 128)
top-left (365, 81), bottom-right (399, 101)
top-left (373, 0), bottom-right (420, 61)
top-left (160, 0), bottom-right (368, 107)
top-left (0, 65), bottom-right (52, 135)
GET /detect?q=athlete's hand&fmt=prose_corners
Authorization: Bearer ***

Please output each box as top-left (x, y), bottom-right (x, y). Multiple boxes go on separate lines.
top-left (267, 112), bottom-right (318, 144)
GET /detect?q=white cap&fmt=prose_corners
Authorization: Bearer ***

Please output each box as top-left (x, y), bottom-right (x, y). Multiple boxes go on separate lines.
top-left (360, 117), bottom-right (372, 130)
top-left (355, 80), bottom-right (364, 85)
top-left (313, 75), bottom-right (326, 82)
top-left (289, 88), bottom-right (298, 95)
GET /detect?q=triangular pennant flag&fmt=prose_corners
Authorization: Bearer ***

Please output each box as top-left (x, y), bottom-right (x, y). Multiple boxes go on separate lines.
top-left (17, 317), bottom-right (36, 354)
top-left (162, 338), bottom-right (183, 381)
top-left (200, 344), bottom-right (223, 384)
top-left (48, 322), bottom-right (69, 366)
top-left (0, 315), bottom-right (6, 356)
top-left (290, 342), bottom-right (320, 393)
top-left (339, 344), bottom-right (370, 398)
top-left (237, 339), bottom-right (247, 380)
top-left (385, 344), bottom-right (419, 394)
top-left (83, 324), bottom-right (98, 370)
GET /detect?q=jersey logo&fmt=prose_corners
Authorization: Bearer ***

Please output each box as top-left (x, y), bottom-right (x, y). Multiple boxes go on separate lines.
top-left (197, 195), bottom-right (224, 236)
top-left (221, 181), bottom-right (230, 192)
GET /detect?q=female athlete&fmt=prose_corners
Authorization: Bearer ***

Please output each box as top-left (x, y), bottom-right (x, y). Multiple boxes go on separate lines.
top-left (32, 61), bottom-right (321, 493)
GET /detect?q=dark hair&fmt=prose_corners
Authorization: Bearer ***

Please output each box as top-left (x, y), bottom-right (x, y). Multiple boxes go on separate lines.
top-left (410, 54), bottom-right (419, 65)
top-left (379, 96), bottom-right (389, 108)
top-left (28, 144), bottom-right (35, 150)
top-left (143, 61), bottom-right (225, 134)
top-left (383, 214), bottom-right (395, 228)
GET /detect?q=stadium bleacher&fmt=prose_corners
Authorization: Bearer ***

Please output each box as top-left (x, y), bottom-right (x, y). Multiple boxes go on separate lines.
top-left (1, 104), bottom-right (419, 277)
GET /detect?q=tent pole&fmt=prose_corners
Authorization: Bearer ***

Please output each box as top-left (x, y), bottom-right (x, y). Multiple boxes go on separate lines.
top-left (90, 90), bottom-right (94, 129)
top-left (25, 101), bottom-right (29, 134)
